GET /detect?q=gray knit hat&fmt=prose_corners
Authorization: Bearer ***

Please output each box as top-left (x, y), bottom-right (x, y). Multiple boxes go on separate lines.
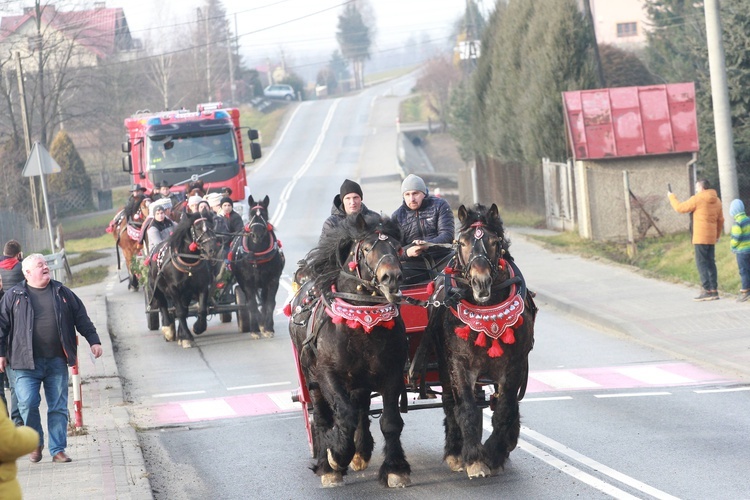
top-left (401, 174), bottom-right (427, 195)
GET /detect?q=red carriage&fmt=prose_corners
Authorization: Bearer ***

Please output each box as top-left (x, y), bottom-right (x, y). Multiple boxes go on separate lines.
top-left (287, 206), bottom-right (537, 487)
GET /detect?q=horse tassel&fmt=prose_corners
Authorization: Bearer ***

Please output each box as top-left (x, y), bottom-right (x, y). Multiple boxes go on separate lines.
top-left (500, 327), bottom-right (516, 344)
top-left (488, 338), bottom-right (504, 358)
top-left (426, 281), bottom-right (435, 295)
top-left (189, 242), bottom-right (198, 252)
top-left (474, 331), bottom-right (487, 347)
top-left (454, 324), bottom-right (471, 340)
top-left (283, 303), bottom-right (292, 317)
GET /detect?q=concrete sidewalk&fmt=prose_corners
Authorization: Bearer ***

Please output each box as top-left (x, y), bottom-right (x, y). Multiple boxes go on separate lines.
top-left (13, 271), bottom-right (152, 500)
top-left (509, 227), bottom-right (750, 382)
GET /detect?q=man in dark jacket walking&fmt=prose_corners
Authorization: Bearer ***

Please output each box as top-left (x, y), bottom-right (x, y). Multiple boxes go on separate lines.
top-left (0, 254), bottom-right (102, 463)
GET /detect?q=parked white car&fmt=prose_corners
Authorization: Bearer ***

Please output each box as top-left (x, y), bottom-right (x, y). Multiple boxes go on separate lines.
top-left (263, 84), bottom-right (295, 100)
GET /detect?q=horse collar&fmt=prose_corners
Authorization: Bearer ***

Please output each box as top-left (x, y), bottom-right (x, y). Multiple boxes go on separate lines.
top-left (239, 231), bottom-right (278, 264)
top-left (324, 285), bottom-right (400, 333)
top-left (449, 261), bottom-right (524, 358)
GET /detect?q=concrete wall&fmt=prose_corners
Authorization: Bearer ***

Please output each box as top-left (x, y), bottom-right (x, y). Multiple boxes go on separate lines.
top-left (575, 153), bottom-right (694, 241)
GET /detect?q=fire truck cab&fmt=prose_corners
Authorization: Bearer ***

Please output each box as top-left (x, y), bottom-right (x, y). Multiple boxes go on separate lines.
top-left (121, 102), bottom-right (261, 220)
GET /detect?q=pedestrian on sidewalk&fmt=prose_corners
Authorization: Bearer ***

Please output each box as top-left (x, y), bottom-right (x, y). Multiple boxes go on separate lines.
top-left (0, 399), bottom-right (39, 500)
top-left (0, 242), bottom-right (24, 405)
top-left (0, 254), bottom-right (103, 464)
top-left (729, 199), bottom-right (750, 302)
top-left (0, 272), bottom-right (22, 427)
top-left (0, 240), bottom-right (24, 289)
top-left (668, 179), bottom-right (724, 301)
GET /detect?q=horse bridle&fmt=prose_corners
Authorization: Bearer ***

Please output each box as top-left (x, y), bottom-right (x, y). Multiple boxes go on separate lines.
top-left (342, 231), bottom-right (401, 293)
top-left (170, 217), bottom-right (215, 272)
top-left (453, 221), bottom-right (503, 280)
top-left (247, 204), bottom-right (270, 240)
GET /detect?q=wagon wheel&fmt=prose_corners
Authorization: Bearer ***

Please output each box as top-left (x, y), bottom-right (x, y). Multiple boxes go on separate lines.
top-left (145, 288), bottom-right (159, 331)
top-left (235, 287), bottom-right (251, 333)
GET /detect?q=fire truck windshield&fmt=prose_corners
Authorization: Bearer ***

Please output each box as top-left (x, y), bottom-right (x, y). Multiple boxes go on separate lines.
top-left (147, 129), bottom-right (237, 170)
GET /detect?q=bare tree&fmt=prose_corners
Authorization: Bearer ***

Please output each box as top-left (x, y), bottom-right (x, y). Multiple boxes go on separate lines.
top-left (417, 56), bottom-right (462, 132)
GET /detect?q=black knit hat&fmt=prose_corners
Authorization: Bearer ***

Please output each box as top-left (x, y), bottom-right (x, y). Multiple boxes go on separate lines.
top-left (339, 179), bottom-right (363, 200)
top-left (220, 196), bottom-right (233, 207)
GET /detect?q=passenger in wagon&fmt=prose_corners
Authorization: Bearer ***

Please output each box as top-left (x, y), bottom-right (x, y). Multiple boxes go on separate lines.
top-left (392, 174), bottom-right (454, 283)
top-left (320, 179), bottom-right (378, 241)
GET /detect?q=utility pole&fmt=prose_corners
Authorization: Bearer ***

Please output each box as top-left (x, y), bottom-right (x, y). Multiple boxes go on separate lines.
top-left (583, 0), bottom-right (605, 88)
top-left (704, 0), bottom-right (739, 233)
top-left (15, 52), bottom-right (41, 228)
top-left (227, 14), bottom-right (236, 105)
top-left (197, 8), bottom-right (211, 101)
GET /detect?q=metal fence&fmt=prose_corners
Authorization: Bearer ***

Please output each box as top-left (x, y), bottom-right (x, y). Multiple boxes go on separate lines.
top-left (474, 155), bottom-right (545, 215)
top-left (0, 209), bottom-right (54, 253)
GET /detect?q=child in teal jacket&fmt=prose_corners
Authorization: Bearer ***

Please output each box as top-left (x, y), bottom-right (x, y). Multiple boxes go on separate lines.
top-left (729, 199), bottom-right (750, 302)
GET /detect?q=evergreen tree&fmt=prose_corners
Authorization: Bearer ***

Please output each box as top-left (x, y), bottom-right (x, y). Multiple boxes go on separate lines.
top-left (336, 3), bottom-right (372, 90)
top-left (599, 44), bottom-right (657, 87)
top-left (49, 129), bottom-right (93, 213)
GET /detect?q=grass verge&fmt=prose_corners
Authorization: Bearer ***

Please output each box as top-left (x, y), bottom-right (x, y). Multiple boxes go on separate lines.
top-left (240, 104), bottom-right (288, 149)
top-left (68, 251), bottom-right (108, 266)
top-left (68, 265), bottom-right (109, 288)
top-left (527, 229), bottom-right (742, 294)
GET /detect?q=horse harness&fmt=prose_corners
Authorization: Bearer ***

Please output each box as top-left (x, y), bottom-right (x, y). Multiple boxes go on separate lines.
top-left (230, 204), bottom-right (282, 267)
top-left (286, 230), bottom-right (403, 359)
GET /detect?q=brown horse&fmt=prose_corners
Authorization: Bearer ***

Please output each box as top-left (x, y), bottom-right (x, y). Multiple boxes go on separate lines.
top-left (110, 197), bottom-right (150, 290)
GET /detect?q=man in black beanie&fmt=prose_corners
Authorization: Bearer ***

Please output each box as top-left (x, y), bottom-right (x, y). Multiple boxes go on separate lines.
top-left (320, 178), bottom-right (376, 240)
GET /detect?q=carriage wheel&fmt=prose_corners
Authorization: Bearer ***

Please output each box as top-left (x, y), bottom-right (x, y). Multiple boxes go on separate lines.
top-left (145, 290), bottom-right (159, 331)
top-left (220, 312), bottom-right (232, 323)
top-left (235, 288), bottom-right (252, 333)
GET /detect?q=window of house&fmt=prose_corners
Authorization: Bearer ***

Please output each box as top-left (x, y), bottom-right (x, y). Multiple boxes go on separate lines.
top-left (617, 22), bottom-right (638, 38)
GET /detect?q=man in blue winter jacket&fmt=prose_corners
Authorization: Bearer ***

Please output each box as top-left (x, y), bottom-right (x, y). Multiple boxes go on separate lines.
top-left (392, 175), bottom-right (454, 282)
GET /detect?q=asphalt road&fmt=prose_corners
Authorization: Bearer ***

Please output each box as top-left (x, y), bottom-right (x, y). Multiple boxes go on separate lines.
top-left (108, 77), bottom-right (750, 499)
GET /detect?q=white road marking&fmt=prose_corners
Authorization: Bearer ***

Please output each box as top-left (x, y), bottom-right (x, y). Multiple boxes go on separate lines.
top-left (267, 391), bottom-right (299, 411)
top-left (694, 386), bottom-right (750, 394)
top-left (532, 371), bottom-right (601, 389)
top-left (594, 391), bottom-right (671, 399)
top-left (616, 366), bottom-right (692, 385)
top-left (517, 425), bottom-right (681, 500)
top-left (152, 390), bottom-right (206, 398)
top-left (516, 439), bottom-right (642, 500)
top-left (270, 99), bottom-right (341, 229)
top-left (180, 399), bottom-right (236, 420)
top-left (226, 382), bottom-right (291, 391)
top-left (522, 396), bottom-right (574, 402)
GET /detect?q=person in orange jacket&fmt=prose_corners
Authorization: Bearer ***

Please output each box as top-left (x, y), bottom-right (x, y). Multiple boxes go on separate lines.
top-left (668, 178), bottom-right (725, 301)
top-left (0, 399), bottom-right (39, 500)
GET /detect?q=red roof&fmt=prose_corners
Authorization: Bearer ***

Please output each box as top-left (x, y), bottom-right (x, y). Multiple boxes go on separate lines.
top-left (562, 83), bottom-right (699, 160)
top-left (0, 6), bottom-right (129, 60)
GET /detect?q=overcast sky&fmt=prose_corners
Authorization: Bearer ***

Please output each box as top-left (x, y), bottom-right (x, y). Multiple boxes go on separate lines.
top-left (100, 0), bottom-right (474, 64)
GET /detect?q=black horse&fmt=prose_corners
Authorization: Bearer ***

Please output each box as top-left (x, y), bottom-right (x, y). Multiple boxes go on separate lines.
top-left (427, 204), bottom-right (536, 478)
top-left (230, 195), bottom-right (285, 339)
top-left (287, 213), bottom-right (411, 488)
top-left (147, 211), bottom-right (219, 348)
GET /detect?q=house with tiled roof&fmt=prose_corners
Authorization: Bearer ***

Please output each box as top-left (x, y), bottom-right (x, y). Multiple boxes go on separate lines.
top-left (0, 2), bottom-right (140, 68)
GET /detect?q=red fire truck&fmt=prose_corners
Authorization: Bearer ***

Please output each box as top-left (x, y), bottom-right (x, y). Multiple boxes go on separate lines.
top-left (121, 102), bottom-right (261, 219)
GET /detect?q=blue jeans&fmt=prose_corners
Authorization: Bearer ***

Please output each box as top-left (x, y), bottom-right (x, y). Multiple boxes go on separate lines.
top-left (694, 244), bottom-right (718, 291)
top-left (737, 252), bottom-right (750, 290)
top-left (8, 357), bottom-right (69, 455)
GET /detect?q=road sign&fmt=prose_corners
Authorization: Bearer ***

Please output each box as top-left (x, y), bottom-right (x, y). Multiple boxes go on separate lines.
top-left (22, 141), bottom-right (61, 177)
